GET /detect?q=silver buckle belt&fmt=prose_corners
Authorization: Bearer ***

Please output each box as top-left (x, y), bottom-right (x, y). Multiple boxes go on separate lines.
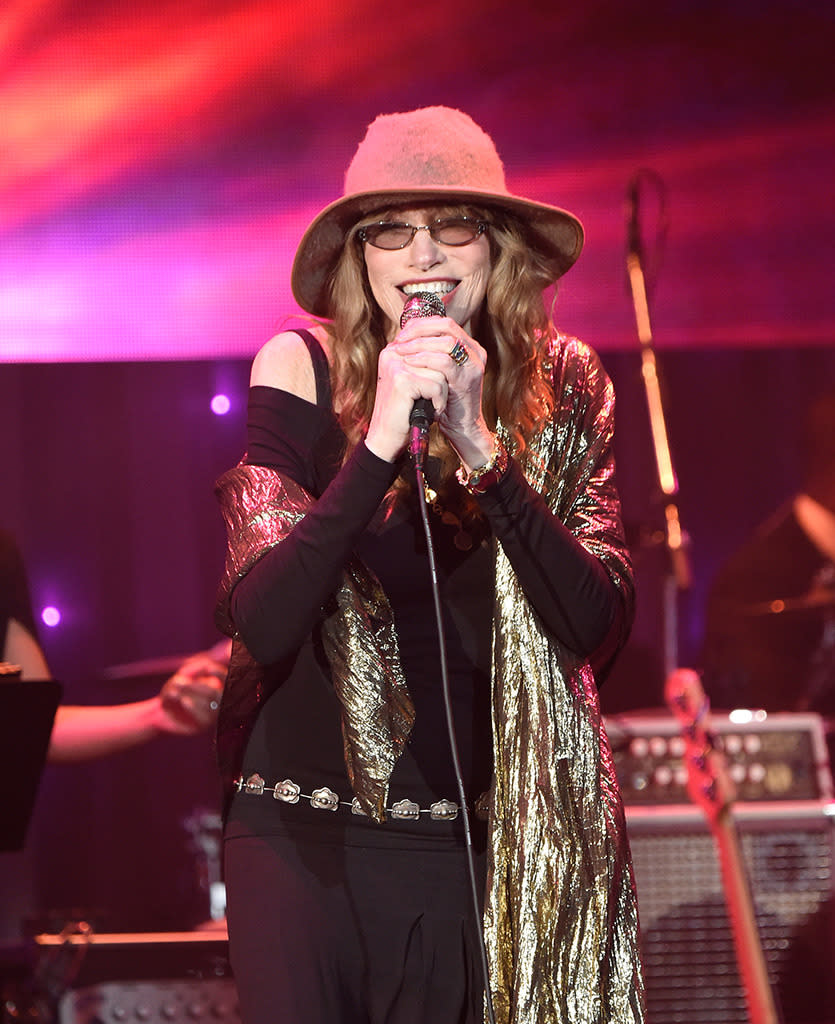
top-left (235, 773), bottom-right (489, 822)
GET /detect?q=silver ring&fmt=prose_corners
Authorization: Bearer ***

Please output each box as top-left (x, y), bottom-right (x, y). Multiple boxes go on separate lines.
top-left (449, 340), bottom-right (469, 366)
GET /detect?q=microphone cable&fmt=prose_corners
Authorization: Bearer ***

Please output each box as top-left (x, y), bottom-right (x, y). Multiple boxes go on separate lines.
top-left (412, 454), bottom-right (497, 1024)
top-left (399, 289), bottom-right (496, 1021)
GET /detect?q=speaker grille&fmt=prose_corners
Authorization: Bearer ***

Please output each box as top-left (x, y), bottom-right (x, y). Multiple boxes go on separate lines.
top-left (628, 806), bottom-right (835, 1024)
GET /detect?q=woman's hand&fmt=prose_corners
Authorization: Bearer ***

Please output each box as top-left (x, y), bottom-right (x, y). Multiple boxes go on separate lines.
top-left (364, 317), bottom-right (451, 462)
top-left (369, 315), bottom-right (495, 470)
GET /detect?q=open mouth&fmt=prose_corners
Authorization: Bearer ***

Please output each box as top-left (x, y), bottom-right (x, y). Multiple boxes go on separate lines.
top-left (400, 281), bottom-right (457, 298)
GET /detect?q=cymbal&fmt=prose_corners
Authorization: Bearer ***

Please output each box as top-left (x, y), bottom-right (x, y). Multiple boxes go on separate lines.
top-left (103, 654), bottom-right (190, 680)
top-left (735, 587), bottom-right (835, 616)
top-left (103, 639), bottom-right (231, 680)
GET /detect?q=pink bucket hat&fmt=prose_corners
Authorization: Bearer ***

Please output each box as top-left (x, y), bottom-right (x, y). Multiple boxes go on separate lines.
top-left (291, 106), bottom-right (584, 318)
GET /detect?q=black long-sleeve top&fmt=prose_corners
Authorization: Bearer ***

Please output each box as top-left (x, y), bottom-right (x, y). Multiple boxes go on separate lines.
top-left (223, 336), bottom-right (626, 840)
top-left (232, 391), bottom-right (624, 671)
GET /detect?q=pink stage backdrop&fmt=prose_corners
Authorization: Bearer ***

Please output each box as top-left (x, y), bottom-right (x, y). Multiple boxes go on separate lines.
top-left (1, 0), bottom-right (833, 361)
top-left (2, 0), bottom-right (834, 940)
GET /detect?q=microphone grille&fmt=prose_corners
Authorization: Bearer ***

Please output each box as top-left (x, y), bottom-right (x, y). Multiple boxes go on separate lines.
top-left (400, 291), bottom-right (445, 328)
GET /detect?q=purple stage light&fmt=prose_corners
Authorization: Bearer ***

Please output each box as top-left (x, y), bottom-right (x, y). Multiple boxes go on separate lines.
top-left (41, 606), bottom-right (61, 628)
top-left (211, 393), bottom-right (231, 415)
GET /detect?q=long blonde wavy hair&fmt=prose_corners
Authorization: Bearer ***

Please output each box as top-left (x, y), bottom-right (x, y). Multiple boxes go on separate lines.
top-left (321, 204), bottom-right (559, 491)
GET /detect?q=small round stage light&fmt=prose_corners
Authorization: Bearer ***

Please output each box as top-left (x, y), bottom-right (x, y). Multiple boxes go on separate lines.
top-left (211, 394), bottom-right (231, 416)
top-left (41, 606), bottom-right (61, 628)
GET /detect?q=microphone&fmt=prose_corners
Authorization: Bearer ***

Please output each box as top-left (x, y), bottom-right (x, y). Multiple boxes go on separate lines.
top-left (399, 291), bottom-right (445, 465)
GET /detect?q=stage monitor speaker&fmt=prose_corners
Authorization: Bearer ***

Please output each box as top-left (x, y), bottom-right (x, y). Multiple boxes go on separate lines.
top-left (627, 801), bottom-right (835, 1024)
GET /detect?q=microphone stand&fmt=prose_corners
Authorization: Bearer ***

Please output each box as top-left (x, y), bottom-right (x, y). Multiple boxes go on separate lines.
top-left (628, 177), bottom-right (784, 1024)
top-left (626, 177), bottom-right (691, 679)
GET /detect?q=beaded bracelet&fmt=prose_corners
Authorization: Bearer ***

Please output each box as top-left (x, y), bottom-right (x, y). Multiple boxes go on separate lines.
top-left (455, 435), bottom-right (509, 494)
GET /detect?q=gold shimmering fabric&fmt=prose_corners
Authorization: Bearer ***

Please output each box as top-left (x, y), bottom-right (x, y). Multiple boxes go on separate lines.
top-left (214, 463), bottom-right (414, 821)
top-left (484, 335), bottom-right (644, 1023)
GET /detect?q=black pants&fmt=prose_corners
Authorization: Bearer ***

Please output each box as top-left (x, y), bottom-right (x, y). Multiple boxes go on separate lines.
top-left (224, 827), bottom-right (486, 1024)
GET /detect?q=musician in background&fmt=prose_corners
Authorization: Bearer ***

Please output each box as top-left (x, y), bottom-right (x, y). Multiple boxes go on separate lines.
top-left (1, 527), bottom-right (227, 759)
top-left (701, 389), bottom-right (835, 718)
top-left (699, 390), bottom-right (835, 1024)
top-left (1, 526), bottom-right (229, 946)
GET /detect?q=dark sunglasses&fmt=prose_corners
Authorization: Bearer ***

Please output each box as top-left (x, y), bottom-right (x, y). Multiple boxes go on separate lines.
top-left (357, 217), bottom-right (488, 250)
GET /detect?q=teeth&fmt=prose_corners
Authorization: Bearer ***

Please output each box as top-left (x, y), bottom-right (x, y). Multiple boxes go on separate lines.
top-left (402, 281), bottom-right (455, 296)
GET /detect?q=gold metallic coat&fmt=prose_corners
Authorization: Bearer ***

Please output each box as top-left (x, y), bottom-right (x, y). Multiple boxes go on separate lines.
top-left (485, 336), bottom-right (644, 1023)
top-left (215, 333), bottom-right (645, 1023)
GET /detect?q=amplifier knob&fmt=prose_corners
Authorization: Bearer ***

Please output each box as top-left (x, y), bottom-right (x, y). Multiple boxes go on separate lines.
top-left (724, 734), bottom-right (743, 755)
top-left (764, 762), bottom-right (793, 794)
top-left (630, 738), bottom-right (649, 758)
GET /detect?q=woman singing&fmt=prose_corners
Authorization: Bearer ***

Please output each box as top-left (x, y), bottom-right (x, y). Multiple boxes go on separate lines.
top-left (215, 106), bottom-right (645, 1024)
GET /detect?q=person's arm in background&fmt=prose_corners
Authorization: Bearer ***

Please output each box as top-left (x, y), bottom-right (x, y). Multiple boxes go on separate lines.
top-left (47, 647), bottom-right (228, 761)
top-left (2, 528), bottom-right (229, 761)
top-left (4, 614), bottom-right (228, 762)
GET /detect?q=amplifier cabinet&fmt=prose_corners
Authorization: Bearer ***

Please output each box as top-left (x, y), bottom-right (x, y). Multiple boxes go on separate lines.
top-left (60, 978), bottom-right (240, 1024)
top-left (626, 801), bottom-right (835, 1024)
top-left (606, 711), bottom-right (833, 806)
top-left (28, 930), bottom-right (240, 1024)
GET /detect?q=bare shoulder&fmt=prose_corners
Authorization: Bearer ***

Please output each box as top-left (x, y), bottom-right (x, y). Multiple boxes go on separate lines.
top-left (250, 325), bottom-right (330, 402)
